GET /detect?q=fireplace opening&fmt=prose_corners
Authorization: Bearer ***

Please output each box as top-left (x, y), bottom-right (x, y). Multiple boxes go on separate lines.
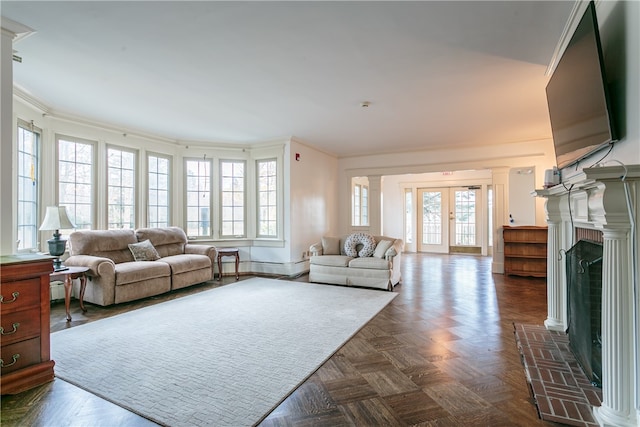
top-left (566, 239), bottom-right (603, 388)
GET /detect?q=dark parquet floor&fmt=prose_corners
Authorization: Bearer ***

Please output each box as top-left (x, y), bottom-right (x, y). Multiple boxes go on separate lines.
top-left (1, 253), bottom-right (559, 426)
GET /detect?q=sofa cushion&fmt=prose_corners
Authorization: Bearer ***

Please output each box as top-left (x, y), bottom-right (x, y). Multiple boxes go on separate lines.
top-left (115, 261), bottom-right (171, 286)
top-left (344, 233), bottom-right (376, 257)
top-left (349, 257), bottom-right (390, 270)
top-left (128, 239), bottom-right (161, 261)
top-left (160, 254), bottom-right (212, 275)
top-left (373, 239), bottom-right (394, 258)
top-left (321, 236), bottom-right (341, 255)
top-left (69, 229), bottom-right (137, 264)
top-left (310, 255), bottom-right (353, 268)
top-left (136, 227), bottom-right (187, 258)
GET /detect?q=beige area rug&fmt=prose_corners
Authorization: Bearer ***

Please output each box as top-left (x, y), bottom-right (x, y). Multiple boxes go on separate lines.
top-left (51, 278), bottom-right (396, 427)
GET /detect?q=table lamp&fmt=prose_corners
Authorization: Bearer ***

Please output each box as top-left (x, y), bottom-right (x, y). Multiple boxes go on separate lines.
top-left (39, 206), bottom-right (76, 271)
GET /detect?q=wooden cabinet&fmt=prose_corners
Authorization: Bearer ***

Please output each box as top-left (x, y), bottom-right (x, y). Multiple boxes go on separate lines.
top-left (503, 226), bottom-right (548, 278)
top-left (1, 254), bottom-right (55, 394)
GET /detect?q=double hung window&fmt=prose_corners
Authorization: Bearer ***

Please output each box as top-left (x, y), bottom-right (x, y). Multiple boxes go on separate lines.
top-left (148, 154), bottom-right (171, 228)
top-left (17, 121), bottom-right (41, 251)
top-left (220, 160), bottom-right (245, 238)
top-left (185, 159), bottom-right (212, 237)
top-left (107, 147), bottom-right (136, 229)
top-left (58, 136), bottom-right (94, 230)
top-left (352, 178), bottom-right (369, 226)
top-left (256, 159), bottom-right (277, 238)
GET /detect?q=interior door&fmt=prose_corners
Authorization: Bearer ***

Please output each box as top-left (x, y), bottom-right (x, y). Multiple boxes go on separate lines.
top-left (449, 187), bottom-right (482, 254)
top-left (417, 188), bottom-right (449, 253)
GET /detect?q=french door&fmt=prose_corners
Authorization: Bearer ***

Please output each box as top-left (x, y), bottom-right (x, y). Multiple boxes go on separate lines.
top-left (417, 188), bottom-right (448, 253)
top-left (417, 187), bottom-right (482, 254)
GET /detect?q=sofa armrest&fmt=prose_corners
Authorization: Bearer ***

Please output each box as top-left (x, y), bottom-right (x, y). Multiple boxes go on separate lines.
top-left (64, 255), bottom-right (115, 278)
top-left (185, 244), bottom-right (216, 263)
top-left (309, 242), bottom-right (323, 256)
top-left (385, 239), bottom-right (404, 260)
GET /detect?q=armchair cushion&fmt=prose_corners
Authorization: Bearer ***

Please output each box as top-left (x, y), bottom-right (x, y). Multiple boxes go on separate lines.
top-left (349, 257), bottom-right (390, 270)
top-left (309, 255), bottom-right (352, 267)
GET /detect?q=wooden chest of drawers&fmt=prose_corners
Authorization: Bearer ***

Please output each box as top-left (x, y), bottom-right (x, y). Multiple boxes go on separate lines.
top-left (1, 254), bottom-right (55, 394)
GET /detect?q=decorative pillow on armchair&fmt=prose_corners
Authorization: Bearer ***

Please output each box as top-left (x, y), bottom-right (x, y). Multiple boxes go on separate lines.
top-left (128, 239), bottom-right (161, 261)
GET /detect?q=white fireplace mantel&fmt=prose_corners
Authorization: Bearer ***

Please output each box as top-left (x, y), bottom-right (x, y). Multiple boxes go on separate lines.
top-left (534, 165), bottom-right (640, 427)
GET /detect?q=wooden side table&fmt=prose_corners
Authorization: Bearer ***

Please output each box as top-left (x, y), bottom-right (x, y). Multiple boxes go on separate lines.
top-left (50, 266), bottom-right (89, 322)
top-left (216, 248), bottom-right (240, 281)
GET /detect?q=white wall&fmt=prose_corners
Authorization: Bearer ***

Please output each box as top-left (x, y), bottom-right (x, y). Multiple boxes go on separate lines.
top-left (287, 139), bottom-right (338, 261)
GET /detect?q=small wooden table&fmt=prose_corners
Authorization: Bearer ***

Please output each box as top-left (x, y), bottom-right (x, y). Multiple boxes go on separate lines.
top-left (216, 248), bottom-right (240, 281)
top-left (50, 266), bottom-right (89, 322)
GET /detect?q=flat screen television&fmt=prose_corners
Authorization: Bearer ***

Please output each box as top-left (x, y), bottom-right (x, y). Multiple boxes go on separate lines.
top-left (546, 1), bottom-right (617, 170)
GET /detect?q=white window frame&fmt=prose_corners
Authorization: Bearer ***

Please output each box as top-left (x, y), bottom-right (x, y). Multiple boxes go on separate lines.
top-left (219, 159), bottom-right (246, 238)
top-left (57, 134), bottom-right (96, 231)
top-left (17, 120), bottom-right (41, 252)
top-left (351, 177), bottom-right (369, 227)
top-left (147, 152), bottom-right (172, 228)
top-left (256, 158), bottom-right (277, 238)
top-left (184, 158), bottom-right (213, 238)
top-left (107, 145), bottom-right (137, 229)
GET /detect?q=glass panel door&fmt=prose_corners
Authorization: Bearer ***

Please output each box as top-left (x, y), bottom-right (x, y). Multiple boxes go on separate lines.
top-left (449, 187), bottom-right (481, 254)
top-left (417, 188), bottom-right (448, 253)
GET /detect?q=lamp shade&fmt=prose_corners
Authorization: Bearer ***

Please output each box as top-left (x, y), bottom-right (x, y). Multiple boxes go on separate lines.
top-left (39, 206), bottom-right (76, 231)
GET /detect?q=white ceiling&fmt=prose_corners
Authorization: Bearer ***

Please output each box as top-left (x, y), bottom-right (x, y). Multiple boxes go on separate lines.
top-left (3, 1), bottom-right (574, 157)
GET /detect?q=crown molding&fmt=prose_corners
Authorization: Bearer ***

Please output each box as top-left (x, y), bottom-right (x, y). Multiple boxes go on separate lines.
top-left (1, 17), bottom-right (34, 40)
top-left (13, 85), bottom-right (50, 114)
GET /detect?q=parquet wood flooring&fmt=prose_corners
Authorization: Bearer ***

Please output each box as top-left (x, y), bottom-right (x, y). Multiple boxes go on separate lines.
top-left (1, 253), bottom-right (560, 426)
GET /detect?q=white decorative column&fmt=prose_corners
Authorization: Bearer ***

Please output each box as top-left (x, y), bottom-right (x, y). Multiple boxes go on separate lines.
top-left (1, 22), bottom-right (16, 255)
top-left (367, 175), bottom-right (382, 235)
top-left (0, 18), bottom-right (33, 256)
top-left (544, 197), bottom-right (566, 331)
top-left (593, 226), bottom-right (635, 427)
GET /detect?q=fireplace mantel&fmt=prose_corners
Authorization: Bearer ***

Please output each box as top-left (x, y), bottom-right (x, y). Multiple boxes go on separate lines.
top-left (534, 165), bottom-right (640, 427)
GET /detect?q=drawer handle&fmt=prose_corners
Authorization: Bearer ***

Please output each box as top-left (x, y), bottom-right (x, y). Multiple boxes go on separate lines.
top-left (0, 292), bottom-right (19, 304)
top-left (0, 323), bottom-right (20, 335)
top-left (0, 354), bottom-right (20, 368)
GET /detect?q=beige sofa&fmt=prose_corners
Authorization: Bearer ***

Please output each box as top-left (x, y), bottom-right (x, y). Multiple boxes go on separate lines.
top-left (309, 234), bottom-right (403, 291)
top-left (64, 227), bottom-right (216, 306)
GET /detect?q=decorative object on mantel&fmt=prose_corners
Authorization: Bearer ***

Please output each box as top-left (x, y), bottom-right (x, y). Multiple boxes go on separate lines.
top-left (39, 206), bottom-right (76, 271)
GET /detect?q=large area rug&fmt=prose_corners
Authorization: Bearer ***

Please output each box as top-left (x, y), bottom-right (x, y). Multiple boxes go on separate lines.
top-left (51, 278), bottom-right (396, 426)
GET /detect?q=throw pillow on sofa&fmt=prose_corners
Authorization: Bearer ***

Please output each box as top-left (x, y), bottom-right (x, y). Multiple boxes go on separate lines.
top-left (344, 233), bottom-right (376, 258)
top-left (128, 239), bottom-right (161, 261)
top-left (322, 236), bottom-right (341, 255)
top-left (373, 239), bottom-right (393, 258)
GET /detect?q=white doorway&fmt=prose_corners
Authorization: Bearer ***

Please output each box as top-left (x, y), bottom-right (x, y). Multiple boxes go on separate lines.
top-left (416, 186), bottom-right (483, 254)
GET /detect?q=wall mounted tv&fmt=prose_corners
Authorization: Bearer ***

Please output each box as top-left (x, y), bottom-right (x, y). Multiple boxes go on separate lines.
top-left (546, 0), bottom-right (617, 170)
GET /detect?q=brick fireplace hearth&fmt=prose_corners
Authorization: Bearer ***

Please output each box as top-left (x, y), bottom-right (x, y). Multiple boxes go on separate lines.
top-left (515, 323), bottom-right (602, 426)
